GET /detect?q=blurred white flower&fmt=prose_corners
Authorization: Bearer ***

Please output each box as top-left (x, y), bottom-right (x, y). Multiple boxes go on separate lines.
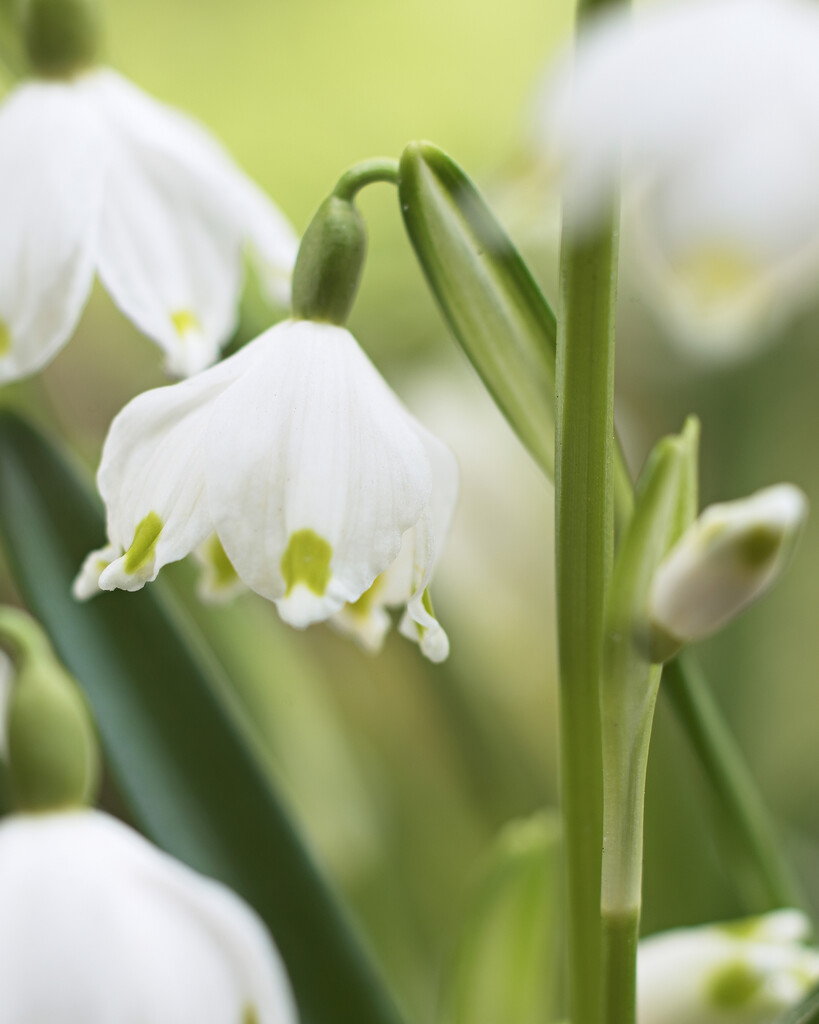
top-left (650, 484), bottom-right (807, 648)
top-left (639, 910), bottom-right (819, 1024)
top-left (539, 0), bottom-right (819, 357)
top-left (0, 69), bottom-right (297, 381)
top-left (0, 808), bottom-right (297, 1024)
top-left (74, 319), bottom-right (458, 661)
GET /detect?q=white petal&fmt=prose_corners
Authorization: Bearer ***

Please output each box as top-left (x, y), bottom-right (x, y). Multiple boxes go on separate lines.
top-left (206, 321), bottom-right (434, 625)
top-left (82, 353), bottom-right (250, 595)
top-left (194, 533), bottom-right (248, 605)
top-left (83, 69), bottom-right (297, 366)
top-left (0, 82), bottom-right (105, 384)
top-left (0, 810), bottom-right (297, 1024)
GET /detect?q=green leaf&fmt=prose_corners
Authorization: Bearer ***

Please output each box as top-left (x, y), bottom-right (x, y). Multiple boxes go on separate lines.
top-left (775, 983), bottom-right (819, 1024)
top-left (0, 411), bottom-right (404, 1024)
top-left (398, 141), bottom-right (557, 477)
top-left (438, 812), bottom-right (563, 1024)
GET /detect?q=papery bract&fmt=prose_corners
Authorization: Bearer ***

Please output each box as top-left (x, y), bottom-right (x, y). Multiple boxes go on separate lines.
top-left (0, 809), bottom-right (298, 1024)
top-left (0, 69), bottom-right (297, 381)
top-left (74, 319), bottom-right (458, 661)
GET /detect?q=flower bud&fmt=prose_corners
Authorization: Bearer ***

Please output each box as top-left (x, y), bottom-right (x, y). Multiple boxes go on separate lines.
top-left (22, 0), bottom-right (101, 77)
top-left (0, 607), bottom-right (99, 811)
top-left (649, 484), bottom-right (807, 652)
top-left (291, 195), bottom-right (367, 325)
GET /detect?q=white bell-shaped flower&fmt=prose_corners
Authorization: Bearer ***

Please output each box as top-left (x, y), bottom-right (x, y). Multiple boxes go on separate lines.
top-left (74, 318), bottom-right (458, 661)
top-left (0, 68), bottom-right (297, 381)
top-left (649, 484), bottom-right (807, 647)
top-left (538, 0), bottom-right (819, 356)
top-left (0, 808), bottom-right (298, 1024)
top-left (638, 910), bottom-right (819, 1024)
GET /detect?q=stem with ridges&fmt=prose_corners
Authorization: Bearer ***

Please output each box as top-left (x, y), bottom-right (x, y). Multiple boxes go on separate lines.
top-left (555, 211), bottom-right (619, 1024)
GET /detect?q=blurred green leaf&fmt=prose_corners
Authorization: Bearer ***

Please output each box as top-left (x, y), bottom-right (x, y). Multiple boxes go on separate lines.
top-left (438, 811), bottom-right (563, 1024)
top-left (399, 141), bottom-right (557, 478)
top-left (776, 983), bottom-right (819, 1024)
top-left (0, 411), bottom-right (405, 1024)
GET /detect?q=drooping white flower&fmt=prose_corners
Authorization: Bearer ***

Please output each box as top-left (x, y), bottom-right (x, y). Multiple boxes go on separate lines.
top-left (638, 910), bottom-right (819, 1024)
top-left (0, 808), bottom-right (298, 1024)
top-left (74, 318), bottom-right (458, 662)
top-left (0, 68), bottom-right (297, 381)
top-left (538, 0), bottom-right (819, 356)
top-left (649, 484), bottom-right (807, 647)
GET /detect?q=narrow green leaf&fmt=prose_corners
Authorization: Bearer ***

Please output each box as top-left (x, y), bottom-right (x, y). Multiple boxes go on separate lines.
top-left (0, 412), bottom-right (404, 1024)
top-left (776, 983), bottom-right (819, 1024)
top-left (438, 812), bottom-right (563, 1024)
top-left (399, 141), bottom-right (557, 477)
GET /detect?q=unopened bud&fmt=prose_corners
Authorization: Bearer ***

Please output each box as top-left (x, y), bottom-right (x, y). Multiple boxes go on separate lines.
top-left (22, 0), bottom-right (101, 77)
top-left (649, 484), bottom-right (807, 653)
top-left (0, 608), bottom-right (99, 811)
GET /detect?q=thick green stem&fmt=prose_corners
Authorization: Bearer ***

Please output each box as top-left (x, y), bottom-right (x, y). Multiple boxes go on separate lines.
top-left (555, 212), bottom-right (619, 1024)
top-left (602, 909), bottom-right (639, 1024)
top-left (662, 652), bottom-right (803, 912)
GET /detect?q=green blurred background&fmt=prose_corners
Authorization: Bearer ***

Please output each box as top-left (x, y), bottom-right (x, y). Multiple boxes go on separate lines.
top-left (3, 0), bottom-right (819, 1019)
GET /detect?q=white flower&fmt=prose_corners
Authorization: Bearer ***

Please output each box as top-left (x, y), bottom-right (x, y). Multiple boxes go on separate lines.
top-left (74, 319), bottom-right (458, 662)
top-left (638, 910), bottom-right (819, 1024)
top-left (538, 0), bottom-right (819, 357)
top-left (650, 484), bottom-right (807, 647)
top-left (0, 808), bottom-right (297, 1024)
top-left (0, 68), bottom-right (297, 381)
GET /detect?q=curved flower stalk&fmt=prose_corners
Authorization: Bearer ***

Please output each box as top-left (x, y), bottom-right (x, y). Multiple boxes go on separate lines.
top-left (0, 649), bottom-right (9, 758)
top-left (0, 9), bottom-right (297, 381)
top-left (0, 809), bottom-right (298, 1024)
top-left (74, 318), bottom-right (458, 662)
top-left (638, 911), bottom-right (819, 1024)
top-left (538, 0), bottom-right (819, 358)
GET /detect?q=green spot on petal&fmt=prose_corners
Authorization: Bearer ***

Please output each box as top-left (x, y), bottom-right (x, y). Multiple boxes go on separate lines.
top-left (675, 246), bottom-right (759, 308)
top-left (415, 588), bottom-right (435, 639)
top-left (205, 534), bottom-right (239, 589)
top-left (706, 959), bottom-right (764, 1009)
top-left (170, 309), bottom-right (201, 336)
top-left (0, 320), bottom-right (11, 356)
top-left (738, 525), bottom-right (781, 567)
top-left (243, 1007), bottom-right (260, 1024)
top-left (348, 575), bottom-right (383, 618)
top-left (281, 529), bottom-right (332, 597)
top-left (123, 512), bottom-right (163, 575)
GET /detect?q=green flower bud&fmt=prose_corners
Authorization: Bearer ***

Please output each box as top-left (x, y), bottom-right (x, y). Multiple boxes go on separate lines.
top-left (0, 607), bottom-right (99, 811)
top-left (291, 195), bottom-right (367, 326)
top-left (22, 0), bottom-right (101, 77)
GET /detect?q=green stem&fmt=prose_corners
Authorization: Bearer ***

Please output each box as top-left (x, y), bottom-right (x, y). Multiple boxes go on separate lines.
top-left (602, 909), bottom-right (639, 1024)
top-left (332, 158), bottom-right (400, 202)
top-left (555, 212), bottom-right (619, 1024)
top-left (662, 651), bottom-right (804, 912)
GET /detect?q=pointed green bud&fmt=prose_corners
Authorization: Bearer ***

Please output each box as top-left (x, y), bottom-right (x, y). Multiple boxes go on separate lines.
top-left (22, 0), bottom-right (101, 77)
top-left (649, 484), bottom-right (808, 652)
top-left (439, 813), bottom-right (562, 1024)
top-left (0, 607), bottom-right (99, 811)
top-left (398, 141), bottom-right (557, 477)
top-left (291, 195), bottom-right (367, 326)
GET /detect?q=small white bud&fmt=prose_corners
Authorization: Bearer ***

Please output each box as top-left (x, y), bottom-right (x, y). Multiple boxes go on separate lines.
top-left (649, 484), bottom-right (807, 648)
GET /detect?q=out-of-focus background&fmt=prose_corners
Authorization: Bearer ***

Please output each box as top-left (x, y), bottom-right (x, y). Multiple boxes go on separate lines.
top-left (2, 0), bottom-right (819, 1019)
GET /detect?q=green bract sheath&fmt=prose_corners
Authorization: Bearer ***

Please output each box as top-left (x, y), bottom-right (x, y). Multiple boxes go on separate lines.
top-left (398, 142), bottom-right (557, 477)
